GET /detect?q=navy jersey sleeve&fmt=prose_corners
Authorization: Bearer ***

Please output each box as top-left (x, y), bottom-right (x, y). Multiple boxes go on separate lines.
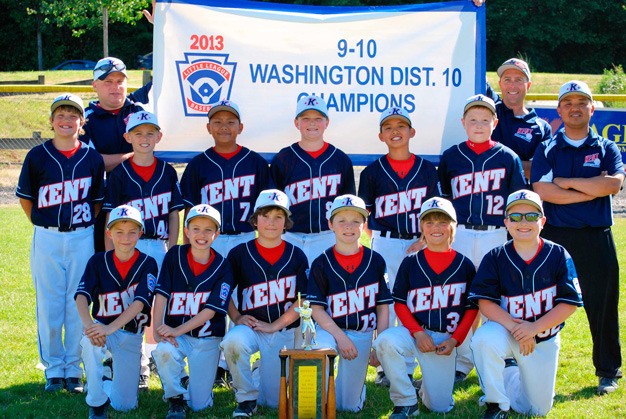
top-left (75, 254), bottom-right (101, 304)
top-left (128, 81), bottom-right (152, 104)
top-left (165, 163), bottom-right (185, 212)
top-left (102, 165), bottom-right (124, 212)
top-left (133, 256), bottom-right (159, 308)
top-left (604, 140), bottom-right (626, 177)
top-left (155, 246), bottom-right (177, 298)
top-left (357, 162), bottom-right (377, 211)
top-left (202, 258), bottom-right (234, 315)
top-left (179, 155), bottom-right (203, 207)
top-left (339, 151), bottom-right (356, 195)
top-left (392, 256), bottom-right (413, 304)
top-left (437, 150), bottom-right (452, 198)
top-left (530, 140), bottom-right (553, 184)
top-left (270, 148), bottom-right (289, 190)
top-left (467, 249), bottom-right (502, 305)
top-left (15, 148), bottom-right (37, 201)
top-left (554, 247), bottom-right (584, 307)
top-left (508, 154), bottom-right (527, 192)
top-left (306, 256), bottom-right (329, 308)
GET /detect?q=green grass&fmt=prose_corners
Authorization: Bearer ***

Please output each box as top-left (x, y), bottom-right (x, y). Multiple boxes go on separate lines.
top-left (1, 206), bottom-right (624, 418)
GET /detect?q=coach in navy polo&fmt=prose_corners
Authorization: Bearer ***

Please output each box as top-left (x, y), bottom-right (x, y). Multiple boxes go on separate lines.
top-left (531, 80), bottom-right (624, 395)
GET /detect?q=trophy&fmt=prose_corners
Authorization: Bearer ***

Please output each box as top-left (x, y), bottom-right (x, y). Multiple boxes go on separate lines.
top-left (295, 292), bottom-right (316, 350)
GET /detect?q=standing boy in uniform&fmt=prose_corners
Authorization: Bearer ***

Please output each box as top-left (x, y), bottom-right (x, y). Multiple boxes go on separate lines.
top-left (75, 205), bottom-right (158, 419)
top-left (152, 204), bottom-right (233, 418)
top-left (103, 110), bottom-right (184, 388)
top-left (438, 94), bottom-right (526, 382)
top-left (358, 106), bottom-right (439, 386)
top-left (374, 197), bottom-right (477, 417)
top-left (307, 194), bottom-right (391, 412)
top-left (221, 189), bottom-right (309, 417)
top-left (16, 94), bottom-right (105, 393)
top-left (469, 190), bottom-right (582, 418)
top-left (271, 94), bottom-right (356, 264)
top-left (180, 100), bottom-right (271, 258)
top-left (531, 81), bottom-right (624, 395)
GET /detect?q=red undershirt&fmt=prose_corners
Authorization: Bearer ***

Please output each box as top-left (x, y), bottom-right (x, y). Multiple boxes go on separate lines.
top-left (305, 142), bottom-right (329, 159)
top-left (214, 145), bottom-right (242, 160)
top-left (466, 139), bottom-right (496, 155)
top-left (187, 247), bottom-right (216, 276)
top-left (395, 247), bottom-right (477, 346)
top-left (255, 240), bottom-right (286, 265)
top-left (113, 249), bottom-right (140, 280)
top-left (58, 142), bottom-right (82, 159)
top-left (333, 246), bottom-right (364, 274)
top-left (386, 154), bottom-right (415, 179)
top-left (130, 156), bottom-right (157, 182)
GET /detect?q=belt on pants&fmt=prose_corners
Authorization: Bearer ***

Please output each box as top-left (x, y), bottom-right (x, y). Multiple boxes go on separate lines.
top-left (42, 226), bottom-right (88, 232)
top-left (460, 224), bottom-right (501, 231)
top-left (376, 230), bottom-right (421, 240)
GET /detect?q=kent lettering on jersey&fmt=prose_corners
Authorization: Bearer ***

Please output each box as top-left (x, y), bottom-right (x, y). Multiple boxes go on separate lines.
top-left (284, 174), bottom-right (341, 206)
top-left (97, 283), bottom-right (142, 317)
top-left (37, 177), bottom-right (93, 208)
top-left (328, 283), bottom-right (380, 320)
top-left (240, 275), bottom-right (297, 312)
top-left (406, 283), bottom-right (467, 312)
top-left (125, 193), bottom-right (172, 221)
top-left (168, 291), bottom-right (212, 316)
top-left (201, 175), bottom-right (255, 205)
top-left (374, 187), bottom-right (428, 218)
top-left (450, 169), bottom-right (506, 199)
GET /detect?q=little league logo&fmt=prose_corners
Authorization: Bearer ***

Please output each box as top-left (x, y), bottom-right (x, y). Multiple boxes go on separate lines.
top-left (176, 53), bottom-right (237, 117)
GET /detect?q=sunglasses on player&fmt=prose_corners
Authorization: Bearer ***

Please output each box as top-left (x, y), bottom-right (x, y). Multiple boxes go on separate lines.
top-left (507, 212), bottom-right (542, 222)
top-left (95, 61), bottom-right (126, 74)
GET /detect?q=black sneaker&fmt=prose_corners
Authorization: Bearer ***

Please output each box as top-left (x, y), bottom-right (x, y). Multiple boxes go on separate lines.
top-left (181, 375), bottom-right (190, 389)
top-left (44, 377), bottom-right (65, 392)
top-left (232, 400), bottom-right (257, 418)
top-left (389, 403), bottom-right (419, 418)
top-left (454, 370), bottom-right (467, 384)
top-left (138, 374), bottom-right (149, 391)
top-left (214, 367), bottom-right (232, 388)
top-left (482, 402), bottom-right (509, 419)
top-left (597, 376), bottom-right (619, 395)
top-left (88, 399), bottom-right (109, 419)
top-left (375, 371), bottom-right (390, 387)
top-left (166, 396), bottom-right (187, 419)
top-left (66, 377), bottom-right (84, 393)
top-left (504, 358), bottom-right (518, 368)
top-left (102, 357), bottom-right (113, 381)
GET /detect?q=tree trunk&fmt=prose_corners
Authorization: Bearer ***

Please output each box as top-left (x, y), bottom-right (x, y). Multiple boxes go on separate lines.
top-left (37, 14), bottom-right (43, 71)
top-left (102, 7), bottom-right (109, 57)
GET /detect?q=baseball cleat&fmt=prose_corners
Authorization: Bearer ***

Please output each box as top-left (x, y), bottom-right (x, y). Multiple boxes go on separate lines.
top-left (597, 377), bottom-right (619, 395)
top-left (44, 377), bottom-right (65, 392)
top-left (375, 371), bottom-right (391, 387)
top-left (65, 377), bottom-right (84, 393)
top-left (389, 402), bottom-right (419, 418)
top-left (482, 402), bottom-right (509, 419)
top-left (233, 400), bottom-right (257, 418)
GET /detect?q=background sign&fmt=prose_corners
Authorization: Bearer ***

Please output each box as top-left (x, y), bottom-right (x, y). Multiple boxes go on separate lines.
top-left (154, 0), bottom-right (486, 164)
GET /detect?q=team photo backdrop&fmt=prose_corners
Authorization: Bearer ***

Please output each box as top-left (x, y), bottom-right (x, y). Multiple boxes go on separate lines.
top-left (153, 0), bottom-right (486, 164)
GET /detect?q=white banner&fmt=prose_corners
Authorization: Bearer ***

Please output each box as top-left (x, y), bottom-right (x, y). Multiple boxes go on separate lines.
top-left (154, 0), bottom-right (486, 165)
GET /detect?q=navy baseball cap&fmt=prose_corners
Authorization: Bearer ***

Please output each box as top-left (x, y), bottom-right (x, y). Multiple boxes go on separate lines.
top-left (379, 107), bottom-right (412, 127)
top-left (419, 197), bottom-right (457, 223)
top-left (558, 80), bottom-right (593, 103)
top-left (208, 99), bottom-right (241, 121)
top-left (497, 58), bottom-right (531, 81)
top-left (185, 204), bottom-right (221, 229)
top-left (107, 205), bottom-right (144, 231)
top-left (93, 57), bottom-right (127, 81)
top-left (126, 111), bottom-right (160, 133)
top-left (50, 93), bottom-right (84, 116)
top-left (463, 94), bottom-right (496, 116)
top-left (295, 94), bottom-right (328, 119)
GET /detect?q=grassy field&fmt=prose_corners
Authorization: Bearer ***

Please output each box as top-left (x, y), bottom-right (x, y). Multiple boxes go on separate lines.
top-left (0, 205), bottom-right (624, 418)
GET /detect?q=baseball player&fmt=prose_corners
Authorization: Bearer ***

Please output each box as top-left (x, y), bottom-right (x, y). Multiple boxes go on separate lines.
top-left (102, 110), bottom-right (184, 388)
top-left (469, 190), bottom-right (582, 418)
top-left (374, 197), bottom-right (477, 417)
top-left (270, 94), bottom-right (356, 264)
top-left (221, 189), bottom-right (308, 417)
top-left (180, 99), bottom-right (271, 258)
top-left (438, 94), bottom-right (526, 382)
top-left (307, 194), bottom-right (391, 412)
top-left (152, 204), bottom-right (234, 417)
top-left (103, 110), bottom-right (183, 269)
top-left (531, 81), bottom-right (624, 395)
top-left (75, 205), bottom-right (158, 418)
top-left (16, 93), bottom-right (105, 393)
top-left (358, 106), bottom-right (439, 385)
top-left (487, 58), bottom-right (552, 180)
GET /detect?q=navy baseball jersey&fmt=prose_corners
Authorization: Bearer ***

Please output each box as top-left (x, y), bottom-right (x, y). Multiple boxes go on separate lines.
top-left (531, 129), bottom-right (625, 228)
top-left (227, 240), bottom-right (309, 329)
top-left (469, 239), bottom-right (583, 343)
top-left (487, 88), bottom-right (553, 161)
top-left (307, 247), bottom-right (392, 331)
top-left (155, 245), bottom-right (233, 338)
top-left (271, 143), bottom-right (356, 233)
top-left (16, 140), bottom-right (105, 229)
top-left (180, 147), bottom-right (271, 234)
top-left (81, 95), bottom-right (148, 158)
top-left (359, 155), bottom-right (438, 236)
top-left (438, 142), bottom-right (526, 226)
top-left (103, 158), bottom-right (184, 239)
top-left (75, 251), bottom-right (158, 333)
top-left (393, 250), bottom-right (475, 333)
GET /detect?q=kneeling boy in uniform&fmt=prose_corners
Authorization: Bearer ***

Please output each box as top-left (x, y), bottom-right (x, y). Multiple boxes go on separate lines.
top-left (469, 190), bottom-right (582, 418)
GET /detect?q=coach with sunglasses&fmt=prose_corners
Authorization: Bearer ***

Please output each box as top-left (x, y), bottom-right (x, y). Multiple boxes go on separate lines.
top-left (531, 80), bottom-right (624, 396)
